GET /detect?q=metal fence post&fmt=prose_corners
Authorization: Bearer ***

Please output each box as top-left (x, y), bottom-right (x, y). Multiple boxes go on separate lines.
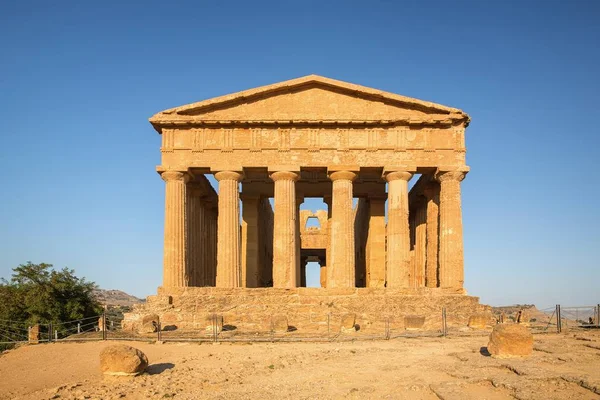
top-left (48, 323), bottom-right (52, 342)
top-left (77, 323), bottom-right (81, 334)
top-left (556, 305), bottom-right (562, 333)
top-left (54, 330), bottom-right (58, 341)
top-left (597, 304), bottom-right (600, 328)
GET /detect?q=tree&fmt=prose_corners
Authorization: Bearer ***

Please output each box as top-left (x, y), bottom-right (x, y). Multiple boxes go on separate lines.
top-left (0, 262), bottom-right (102, 326)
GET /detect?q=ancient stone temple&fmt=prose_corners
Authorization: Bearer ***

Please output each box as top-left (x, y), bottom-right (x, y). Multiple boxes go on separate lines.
top-left (125, 75), bottom-right (486, 333)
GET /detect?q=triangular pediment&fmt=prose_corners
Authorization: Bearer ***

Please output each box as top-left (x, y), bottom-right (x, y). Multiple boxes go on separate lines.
top-left (150, 75), bottom-right (469, 130)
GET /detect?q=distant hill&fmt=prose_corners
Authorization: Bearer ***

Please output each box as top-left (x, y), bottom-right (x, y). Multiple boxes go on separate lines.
top-left (92, 289), bottom-right (144, 307)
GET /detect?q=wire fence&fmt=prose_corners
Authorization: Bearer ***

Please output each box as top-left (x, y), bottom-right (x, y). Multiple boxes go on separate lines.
top-left (1, 304), bottom-right (598, 348)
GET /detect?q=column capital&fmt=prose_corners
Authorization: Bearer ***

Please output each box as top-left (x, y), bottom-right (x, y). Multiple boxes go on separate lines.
top-left (214, 171), bottom-right (244, 182)
top-left (269, 171), bottom-right (300, 182)
top-left (384, 171), bottom-right (413, 182)
top-left (161, 170), bottom-right (191, 183)
top-left (328, 170), bottom-right (357, 182)
top-left (435, 170), bottom-right (466, 183)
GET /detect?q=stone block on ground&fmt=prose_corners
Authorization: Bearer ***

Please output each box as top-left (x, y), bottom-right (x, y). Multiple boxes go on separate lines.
top-left (139, 314), bottom-right (159, 333)
top-left (28, 324), bottom-right (40, 344)
top-left (100, 344), bottom-right (148, 376)
top-left (340, 313), bottom-right (356, 332)
top-left (404, 315), bottom-right (425, 330)
top-left (272, 315), bottom-right (289, 333)
top-left (468, 312), bottom-right (492, 329)
top-left (205, 315), bottom-right (224, 333)
top-left (487, 324), bottom-right (533, 358)
top-left (98, 316), bottom-right (106, 331)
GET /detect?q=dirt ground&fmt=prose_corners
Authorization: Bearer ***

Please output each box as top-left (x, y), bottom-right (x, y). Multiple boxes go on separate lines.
top-left (0, 330), bottom-right (599, 400)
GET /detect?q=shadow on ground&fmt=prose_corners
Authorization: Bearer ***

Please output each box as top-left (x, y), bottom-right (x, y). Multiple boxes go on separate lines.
top-left (146, 363), bottom-right (175, 375)
top-left (479, 347), bottom-right (491, 357)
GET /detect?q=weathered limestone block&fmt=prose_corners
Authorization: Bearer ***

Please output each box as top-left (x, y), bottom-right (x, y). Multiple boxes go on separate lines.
top-left (272, 315), bottom-right (289, 333)
top-left (404, 315), bottom-right (425, 330)
top-left (468, 312), bottom-right (493, 329)
top-left (160, 313), bottom-right (178, 325)
top-left (147, 295), bottom-right (173, 307)
top-left (487, 324), bottom-right (533, 358)
top-left (28, 324), bottom-right (40, 344)
top-left (98, 316), bottom-right (106, 331)
top-left (340, 313), bottom-right (356, 332)
top-left (139, 314), bottom-right (159, 333)
top-left (100, 344), bottom-right (148, 376)
top-left (205, 315), bottom-right (224, 333)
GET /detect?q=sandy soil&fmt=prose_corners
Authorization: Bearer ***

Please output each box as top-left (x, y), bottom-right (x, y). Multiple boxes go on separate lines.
top-left (0, 331), bottom-right (599, 400)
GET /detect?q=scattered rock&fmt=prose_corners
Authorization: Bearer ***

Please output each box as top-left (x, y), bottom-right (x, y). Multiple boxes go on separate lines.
top-left (139, 314), bottom-right (159, 334)
top-left (340, 313), bottom-right (356, 332)
top-left (272, 315), bottom-right (289, 333)
top-left (205, 315), bottom-right (224, 333)
top-left (99, 344), bottom-right (148, 376)
top-left (28, 324), bottom-right (41, 344)
top-left (487, 324), bottom-right (533, 358)
top-left (468, 313), bottom-right (492, 329)
top-left (404, 315), bottom-right (425, 330)
top-left (98, 316), bottom-right (106, 331)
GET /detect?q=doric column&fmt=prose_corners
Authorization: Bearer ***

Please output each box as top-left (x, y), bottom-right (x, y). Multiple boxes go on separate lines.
top-left (423, 182), bottom-right (440, 288)
top-left (257, 198), bottom-right (274, 286)
top-left (296, 194), bottom-right (304, 286)
top-left (214, 171), bottom-right (244, 288)
top-left (327, 171), bottom-right (357, 288)
top-left (300, 256), bottom-right (308, 287)
top-left (435, 170), bottom-right (466, 289)
top-left (414, 200), bottom-right (427, 287)
top-left (208, 200), bottom-right (218, 286)
top-left (161, 170), bottom-right (191, 288)
top-left (366, 196), bottom-right (386, 288)
top-left (385, 171), bottom-right (413, 288)
top-left (187, 183), bottom-right (206, 286)
top-left (323, 195), bottom-right (332, 288)
top-left (241, 194), bottom-right (260, 288)
top-left (270, 171), bottom-right (300, 288)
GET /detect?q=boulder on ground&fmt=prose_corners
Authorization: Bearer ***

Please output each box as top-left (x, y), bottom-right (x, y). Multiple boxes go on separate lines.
top-left (487, 324), bottom-right (533, 358)
top-left (100, 344), bottom-right (148, 376)
top-left (205, 315), bottom-right (224, 333)
top-left (404, 315), bottom-right (425, 330)
top-left (272, 315), bottom-right (289, 333)
top-left (340, 313), bottom-right (356, 332)
top-left (468, 313), bottom-right (492, 329)
top-left (139, 314), bottom-right (159, 334)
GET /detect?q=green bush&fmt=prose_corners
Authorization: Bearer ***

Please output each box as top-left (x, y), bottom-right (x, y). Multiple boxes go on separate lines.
top-left (0, 262), bottom-right (102, 327)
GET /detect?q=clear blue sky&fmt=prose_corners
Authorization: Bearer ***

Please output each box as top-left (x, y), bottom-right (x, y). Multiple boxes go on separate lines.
top-left (1, 1), bottom-right (598, 308)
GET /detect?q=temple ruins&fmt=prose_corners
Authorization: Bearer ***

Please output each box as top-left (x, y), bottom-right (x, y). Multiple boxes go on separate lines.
top-left (125, 75), bottom-right (486, 332)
